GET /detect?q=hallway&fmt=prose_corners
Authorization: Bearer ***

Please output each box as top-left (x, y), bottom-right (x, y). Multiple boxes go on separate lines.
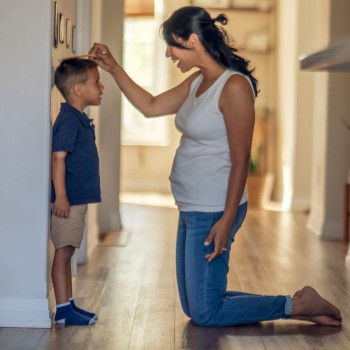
top-left (1, 203), bottom-right (350, 349)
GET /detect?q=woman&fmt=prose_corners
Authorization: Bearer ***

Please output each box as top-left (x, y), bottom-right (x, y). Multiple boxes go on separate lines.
top-left (91, 6), bottom-right (341, 327)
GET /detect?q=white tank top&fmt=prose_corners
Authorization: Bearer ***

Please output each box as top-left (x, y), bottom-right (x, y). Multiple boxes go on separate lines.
top-left (169, 69), bottom-right (254, 212)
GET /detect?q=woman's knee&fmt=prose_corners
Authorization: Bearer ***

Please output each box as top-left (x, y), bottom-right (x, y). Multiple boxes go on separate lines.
top-left (179, 297), bottom-right (191, 318)
top-left (189, 308), bottom-right (216, 327)
top-left (182, 308), bottom-right (191, 318)
top-left (190, 312), bottom-right (213, 327)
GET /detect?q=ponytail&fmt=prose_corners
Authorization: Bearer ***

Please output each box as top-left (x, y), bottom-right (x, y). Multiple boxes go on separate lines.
top-left (162, 6), bottom-right (259, 96)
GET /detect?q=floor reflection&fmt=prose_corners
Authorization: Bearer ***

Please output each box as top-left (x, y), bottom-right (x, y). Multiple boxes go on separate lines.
top-left (180, 319), bottom-right (342, 350)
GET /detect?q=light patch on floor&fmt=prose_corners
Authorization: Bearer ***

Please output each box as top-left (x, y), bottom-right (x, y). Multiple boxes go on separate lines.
top-left (120, 191), bottom-right (176, 208)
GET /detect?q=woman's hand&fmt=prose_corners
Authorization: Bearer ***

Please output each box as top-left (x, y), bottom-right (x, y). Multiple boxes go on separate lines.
top-left (204, 219), bottom-right (231, 262)
top-left (90, 43), bottom-right (118, 73)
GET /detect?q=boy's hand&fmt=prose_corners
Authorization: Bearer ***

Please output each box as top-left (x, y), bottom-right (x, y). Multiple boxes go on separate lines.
top-left (53, 196), bottom-right (70, 218)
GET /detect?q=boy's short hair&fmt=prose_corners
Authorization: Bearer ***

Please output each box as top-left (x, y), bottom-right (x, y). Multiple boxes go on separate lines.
top-left (54, 58), bottom-right (98, 100)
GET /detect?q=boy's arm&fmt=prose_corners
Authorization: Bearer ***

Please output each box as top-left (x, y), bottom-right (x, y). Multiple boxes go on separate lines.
top-left (51, 151), bottom-right (70, 218)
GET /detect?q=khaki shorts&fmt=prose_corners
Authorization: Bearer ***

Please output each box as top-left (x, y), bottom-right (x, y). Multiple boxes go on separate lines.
top-left (50, 204), bottom-right (87, 249)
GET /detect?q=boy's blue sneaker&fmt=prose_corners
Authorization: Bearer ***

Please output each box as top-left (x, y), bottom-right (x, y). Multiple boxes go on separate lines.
top-left (70, 298), bottom-right (98, 320)
top-left (55, 302), bottom-right (95, 325)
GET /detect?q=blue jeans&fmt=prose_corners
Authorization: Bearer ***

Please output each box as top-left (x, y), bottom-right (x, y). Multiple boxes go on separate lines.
top-left (176, 202), bottom-right (291, 326)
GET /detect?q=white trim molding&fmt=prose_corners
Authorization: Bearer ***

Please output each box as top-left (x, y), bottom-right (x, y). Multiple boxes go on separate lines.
top-left (0, 298), bottom-right (52, 328)
top-left (307, 215), bottom-right (343, 240)
top-left (346, 246), bottom-right (350, 265)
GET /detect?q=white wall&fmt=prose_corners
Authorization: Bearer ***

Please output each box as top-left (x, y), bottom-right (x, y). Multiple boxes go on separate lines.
top-left (292, 0), bottom-right (319, 211)
top-left (0, 0), bottom-right (52, 327)
top-left (306, 0), bottom-right (350, 240)
top-left (90, 0), bottom-right (124, 234)
top-left (325, 2), bottom-right (350, 242)
top-left (276, 0), bottom-right (300, 210)
top-left (49, 0), bottom-right (80, 295)
top-left (0, 0), bottom-right (124, 328)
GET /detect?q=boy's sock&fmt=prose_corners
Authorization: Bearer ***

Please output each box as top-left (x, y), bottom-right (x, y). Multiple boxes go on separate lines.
top-left (69, 298), bottom-right (98, 320)
top-left (55, 302), bottom-right (96, 325)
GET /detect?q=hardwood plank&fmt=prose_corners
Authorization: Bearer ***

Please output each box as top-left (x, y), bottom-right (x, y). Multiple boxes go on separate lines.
top-left (235, 209), bottom-right (350, 350)
top-left (0, 328), bottom-right (46, 350)
top-left (1, 204), bottom-right (350, 350)
top-left (180, 321), bottom-right (267, 350)
top-left (297, 324), bottom-right (349, 350)
top-left (98, 229), bottom-right (130, 247)
top-left (128, 208), bottom-right (177, 350)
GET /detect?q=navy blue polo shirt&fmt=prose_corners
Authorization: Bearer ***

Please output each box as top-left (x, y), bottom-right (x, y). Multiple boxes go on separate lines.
top-left (51, 103), bottom-right (101, 205)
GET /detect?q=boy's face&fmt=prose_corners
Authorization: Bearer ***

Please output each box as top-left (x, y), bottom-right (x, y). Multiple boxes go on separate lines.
top-left (79, 67), bottom-right (104, 106)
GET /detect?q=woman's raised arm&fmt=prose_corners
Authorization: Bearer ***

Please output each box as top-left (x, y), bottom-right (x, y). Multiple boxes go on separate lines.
top-left (90, 43), bottom-right (198, 117)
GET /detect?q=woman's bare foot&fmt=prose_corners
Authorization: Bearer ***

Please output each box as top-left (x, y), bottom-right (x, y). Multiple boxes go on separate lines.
top-left (294, 315), bottom-right (341, 326)
top-left (291, 287), bottom-right (342, 326)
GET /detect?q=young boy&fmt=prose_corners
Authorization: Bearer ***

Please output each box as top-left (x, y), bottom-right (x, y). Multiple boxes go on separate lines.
top-left (51, 58), bottom-right (104, 325)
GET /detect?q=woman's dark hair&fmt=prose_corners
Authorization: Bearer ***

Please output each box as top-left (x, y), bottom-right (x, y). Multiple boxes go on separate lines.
top-left (161, 6), bottom-right (259, 96)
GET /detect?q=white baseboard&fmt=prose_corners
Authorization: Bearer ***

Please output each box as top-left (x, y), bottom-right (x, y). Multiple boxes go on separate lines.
top-left (291, 197), bottom-right (310, 212)
top-left (307, 215), bottom-right (322, 237)
top-left (307, 215), bottom-right (343, 240)
top-left (0, 298), bottom-right (52, 328)
top-left (87, 223), bottom-right (100, 258)
top-left (346, 245), bottom-right (350, 265)
top-left (346, 253), bottom-right (350, 265)
top-left (48, 287), bottom-right (56, 317)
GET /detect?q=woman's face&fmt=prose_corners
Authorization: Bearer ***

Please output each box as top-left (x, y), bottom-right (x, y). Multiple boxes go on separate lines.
top-left (165, 36), bottom-right (196, 73)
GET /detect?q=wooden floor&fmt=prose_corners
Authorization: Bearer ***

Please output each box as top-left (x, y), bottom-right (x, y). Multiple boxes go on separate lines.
top-left (1, 203), bottom-right (350, 350)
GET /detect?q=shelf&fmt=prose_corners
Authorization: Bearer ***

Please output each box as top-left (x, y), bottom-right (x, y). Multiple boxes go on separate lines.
top-left (300, 37), bottom-right (350, 72)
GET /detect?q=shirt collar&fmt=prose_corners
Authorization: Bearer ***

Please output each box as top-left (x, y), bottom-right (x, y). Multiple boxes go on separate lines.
top-left (61, 103), bottom-right (94, 128)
